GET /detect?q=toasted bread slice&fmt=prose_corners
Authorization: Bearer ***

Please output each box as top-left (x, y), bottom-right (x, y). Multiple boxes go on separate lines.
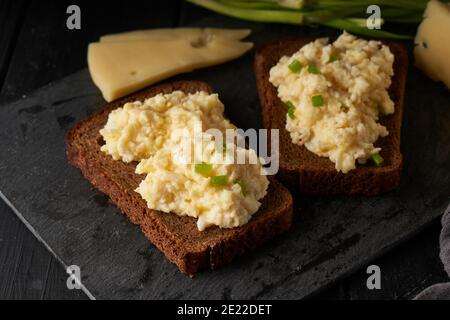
top-left (66, 81), bottom-right (293, 275)
top-left (255, 38), bottom-right (408, 195)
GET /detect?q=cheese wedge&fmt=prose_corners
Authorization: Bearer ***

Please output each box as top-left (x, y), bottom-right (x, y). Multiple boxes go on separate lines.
top-left (414, 0), bottom-right (450, 89)
top-left (88, 38), bottom-right (253, 102)
top-left (100, 27), bottom-right (251, 43)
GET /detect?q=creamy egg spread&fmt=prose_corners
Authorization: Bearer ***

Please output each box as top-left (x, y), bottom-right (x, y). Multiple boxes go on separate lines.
top-left (269, 32), bottom-right (395, 173)
top-left (136, 135), bottom-right (268, 231)
top-left (100, 91), bottom-right (269, 231)
top-left (100, 91), bottom-right (234, 163)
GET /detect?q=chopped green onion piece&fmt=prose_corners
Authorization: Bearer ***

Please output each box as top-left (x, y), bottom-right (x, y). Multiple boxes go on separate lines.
top-left (234, 178), bottom-right (247, 196)
top-left (222, 143), bottom-right (227, 155)
top-left (210, 175), bottom-right (228, 187)
top-left (311, 95), bottom-right (324, 107)
top-left (288, 59), bottom-right (303, 73)
top-left (307, 63), bottom-right (320, 74)
top-left (328, 54), bottom-right (340, 63)
top-left (285, 101), bottom-right (296, 119)
top-left (371, 153), bottom-right (384, 167)
top-left (195, 162), bottom-right (213, 177)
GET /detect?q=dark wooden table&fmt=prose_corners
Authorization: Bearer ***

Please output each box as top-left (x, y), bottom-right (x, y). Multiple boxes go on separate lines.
top-left (0, 0), bottom-right (447, 300)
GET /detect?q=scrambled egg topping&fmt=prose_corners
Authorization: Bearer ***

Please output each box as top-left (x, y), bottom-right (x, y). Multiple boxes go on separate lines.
top-left (100, 91), bottom-right (234, 163)
top-left (100, 91), bottom-right (269, 231)
top-left (269, 32), bottom-right (395, 173)
top-left (136, 135), bottom-right (268, 231)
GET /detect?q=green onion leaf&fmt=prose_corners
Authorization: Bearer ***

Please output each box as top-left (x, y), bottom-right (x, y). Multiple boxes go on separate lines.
top-left (288, 59), bottom-right (303, 73)
top-left (307, 63), bottom-right (320, 74)
top-left (234, 178), bottom-right (247, 196)
top-left (195, 162), bottom-right (213, 177)
top-left (222, 143), bottom-right (227, 155)
top-left (371, 153), bottom-right (384, 167)
top-left (312, 95), bottom-right (324, 107)
top-left (322, 18), bottom-right (412, 39)
top-left (187, 0), bottom-right (305, 24)
top-left (210, 175), bottom-right (228, 187)
top-left (186, 0), bottom-right (418, 39)
top-left (285, 101), bottom-right (296, 119)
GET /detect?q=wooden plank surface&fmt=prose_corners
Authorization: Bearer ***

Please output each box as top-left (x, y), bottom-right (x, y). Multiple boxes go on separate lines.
top-left (1, 0), bottom-right (180, 102)
top-left (0, 0), bottom-right (74, 300)
top-left (0, 0), bottom-right (448, 300)
top-left (0, 0), bottom-right (27, 91)
top-left (0, 0), bottom-right (180, 300)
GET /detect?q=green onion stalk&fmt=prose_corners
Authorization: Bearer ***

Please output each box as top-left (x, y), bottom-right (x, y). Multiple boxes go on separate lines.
top-left (186, 0), bottom-right (428, 38)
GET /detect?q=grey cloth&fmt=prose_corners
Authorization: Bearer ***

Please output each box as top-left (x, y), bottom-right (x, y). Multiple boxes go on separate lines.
top-left (440, 205), bottom-right (450, 277)
top-left (415, 204), bottom-right (450, 300)
top-left (414, 283), bottom-right (450, 300)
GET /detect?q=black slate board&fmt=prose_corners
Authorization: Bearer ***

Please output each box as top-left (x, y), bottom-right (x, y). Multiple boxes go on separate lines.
top-left (0, 21), bottom-right (449, 300)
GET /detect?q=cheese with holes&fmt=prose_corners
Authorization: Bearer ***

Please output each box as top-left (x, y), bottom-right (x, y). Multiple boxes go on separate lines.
top-left (100, 27), bottom-right (251, 42)
top-left (414, 0), bottom-right (450, 89)
top-left (88, 37), bottom-right (253, 102)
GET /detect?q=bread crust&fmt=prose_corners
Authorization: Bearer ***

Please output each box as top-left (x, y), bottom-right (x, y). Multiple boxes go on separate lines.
top-left (66, 81), bottom-right (293, 275)
top-left (254, 38), bottom-right (408, 195)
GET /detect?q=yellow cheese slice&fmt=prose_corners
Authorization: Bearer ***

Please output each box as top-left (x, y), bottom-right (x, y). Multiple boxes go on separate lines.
top-left (88, 38), bottom-right (253, 102)
top-left (100, 27), bottom-right (251, 43)
top-left (414, 0), bottom-right (450, 89)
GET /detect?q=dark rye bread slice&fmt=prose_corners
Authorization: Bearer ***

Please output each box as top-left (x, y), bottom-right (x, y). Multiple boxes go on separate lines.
top-left (255, 38), bottom-right (408, 195)
top-left (66, 80), bottom-right (293, 275)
